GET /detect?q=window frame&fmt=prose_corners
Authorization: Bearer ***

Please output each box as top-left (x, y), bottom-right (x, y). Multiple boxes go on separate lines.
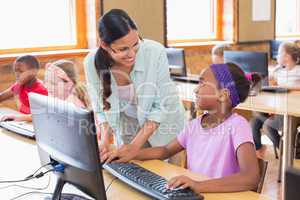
top-left (276, 0), bottom-right (300, 38)
top-left (166, 0), bottom-right (223, 45)
top-left (0, 0), bottom-right (87, 54)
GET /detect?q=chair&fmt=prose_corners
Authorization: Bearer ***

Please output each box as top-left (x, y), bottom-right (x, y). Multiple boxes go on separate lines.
top-left (260, 128), bottom-right (281, 159)
top-left (255, 158), bottom-right (268, 193)
top-left (277, 125), bottom-right (300, 182)
top-left (285, 167), bottom-right (300, 200)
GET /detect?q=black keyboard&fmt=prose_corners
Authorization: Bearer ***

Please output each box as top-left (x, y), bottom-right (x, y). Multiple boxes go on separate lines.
top-left (103, 162), bottom-right (203, 200)
top-left (261, 86), bottom-right (289, 93)
top-left (171, 76), bottom-right (199, 84)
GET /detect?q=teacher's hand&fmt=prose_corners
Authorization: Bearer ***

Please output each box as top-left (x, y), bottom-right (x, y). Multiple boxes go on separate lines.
top-left (104, 144), bottom-right (140, 163)
top-left (99, 142), bottom-right (113, 163)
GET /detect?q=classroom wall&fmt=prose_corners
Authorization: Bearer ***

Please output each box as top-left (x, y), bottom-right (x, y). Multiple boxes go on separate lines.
top-left (0, 0), bottom-right (279, 110)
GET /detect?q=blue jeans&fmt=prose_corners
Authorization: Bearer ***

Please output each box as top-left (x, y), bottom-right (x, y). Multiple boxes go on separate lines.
top-left (250, 112), bottom-right (283, 150)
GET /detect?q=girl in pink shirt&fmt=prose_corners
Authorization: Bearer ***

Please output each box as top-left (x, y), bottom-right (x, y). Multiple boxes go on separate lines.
top-left (123, 63), bottom-right (259, 194)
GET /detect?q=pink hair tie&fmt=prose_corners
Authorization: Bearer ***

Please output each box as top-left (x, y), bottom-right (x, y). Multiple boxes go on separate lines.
top-left (245, 73), bottom-right (252, 81)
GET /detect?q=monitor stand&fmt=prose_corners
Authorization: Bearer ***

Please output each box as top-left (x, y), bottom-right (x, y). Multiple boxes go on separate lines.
top-left (44, 178), bottom-right (91, 200)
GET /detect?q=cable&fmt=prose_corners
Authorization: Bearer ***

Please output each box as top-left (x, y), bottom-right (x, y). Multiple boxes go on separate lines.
top-left (105, 177), bottom-right (118, 192)
top-left (0, 161), bottom-right (55, 184)
top-left (7, 165), bottom-right (64, 200)
top-left (9, 191), bottom-right (54, 200)
top-left (9, 191), bottom-right (94, 200)
top-left (0, 172), bottom-right (51, 191)
top-left (0, 176), bottom-right (35, 184)
top-left (25, 161), bottom-right (55, 179)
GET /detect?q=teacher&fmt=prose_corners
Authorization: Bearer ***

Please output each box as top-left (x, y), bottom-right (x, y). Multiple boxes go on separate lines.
top-left (84, 9), bottom-right (185, 162)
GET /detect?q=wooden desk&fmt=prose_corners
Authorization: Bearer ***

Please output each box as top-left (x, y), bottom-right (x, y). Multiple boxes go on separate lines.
top-left (0, 127), bottom-right (270, 200)
top-left (294, 159), bottom-right (300, 169)
top-left (177, 82), bottom-right (300, 199)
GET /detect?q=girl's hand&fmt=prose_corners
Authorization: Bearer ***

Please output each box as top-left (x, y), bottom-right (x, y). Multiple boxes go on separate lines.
top-left (0, 115), bottom-right (19, 122)
top-left (166, 175), bottom-right (196, 191)
top-left (104, 144), bottom-right (140, 163)
top-left (269, 77), bottom-right (278, 86)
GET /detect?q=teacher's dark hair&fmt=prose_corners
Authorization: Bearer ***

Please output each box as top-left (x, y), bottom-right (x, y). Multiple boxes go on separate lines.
top-left (95, 9), bottom-right (137, 110)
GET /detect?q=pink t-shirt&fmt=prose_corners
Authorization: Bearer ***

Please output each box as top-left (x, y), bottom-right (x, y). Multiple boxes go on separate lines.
top-left (177, 113), bottom-right (254, 178)
top-left (10, 80), bottom-right (48, 114)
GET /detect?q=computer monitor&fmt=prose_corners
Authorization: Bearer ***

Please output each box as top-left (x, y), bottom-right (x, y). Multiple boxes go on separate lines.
top-left (29, 93), bottom-right (106, 200)
top-left (166, 47), bottom-right (187, 77)
top-left (224, 51), bottom-right (269, 86)
top-left (285, 167), bottom-right (300, 200)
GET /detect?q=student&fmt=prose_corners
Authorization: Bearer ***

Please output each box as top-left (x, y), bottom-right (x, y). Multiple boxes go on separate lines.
top-left (105, 63), bottom-right (260, 193)
top-left (84, 9), bottom-right (185, 162)
top-left (44, 60), bottom-right (90, 108)
top-left (251, 41), bottom-right (300, 157)
top-left (0, 55), bottom-right (48, 121)
top-left (211, 44), bottom-right (231, 64)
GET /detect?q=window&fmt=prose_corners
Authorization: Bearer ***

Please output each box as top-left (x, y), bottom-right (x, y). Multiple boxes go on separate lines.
top-left (0, 0), bottom-right (86, 53)
top-left (166, 0), bottom-right (220, 44)
top-left (276, 0), bottom-right (300, 37)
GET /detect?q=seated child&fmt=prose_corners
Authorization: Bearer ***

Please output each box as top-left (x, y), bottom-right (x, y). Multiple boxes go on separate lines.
top-left (44, 60), bottom-right (105, 139)
top-left (251, 41), bottom-right (300, 157)
top-left (211, 44), bottom-right (231, 64)
top-left (44, 59), bottom-right (90, 108)
top-left (0, 55), bottom-right (48, 121)
top-left (103, 63), bottom-right (260, 193)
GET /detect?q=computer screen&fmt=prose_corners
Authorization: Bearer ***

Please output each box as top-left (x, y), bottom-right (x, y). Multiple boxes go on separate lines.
top-left (29, 93), bottom-right (106, 200)
top-left (166, 47), bottom-right (187, 77)
top-left (224, 51), bottom-right (269, 86)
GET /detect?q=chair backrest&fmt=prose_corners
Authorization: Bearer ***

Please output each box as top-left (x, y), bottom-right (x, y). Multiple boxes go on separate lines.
top-left (165, 47), bottom-right (187, 77)
top-left (285, 167), bottom-right (300, 200)
top-left (256, 158), bottom-right (268, 193)
top-left (295, 126), bottom-right (300, 159)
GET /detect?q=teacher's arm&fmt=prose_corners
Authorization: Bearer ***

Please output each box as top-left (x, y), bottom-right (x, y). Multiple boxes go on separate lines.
top-left (84, 52), bottom-right (112, 147)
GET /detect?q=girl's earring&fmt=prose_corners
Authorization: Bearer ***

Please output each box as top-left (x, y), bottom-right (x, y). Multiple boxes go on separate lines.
top-left (219, 95), bottom-right (226, 102)
top-left (218, 90), bottom-right (228, 102)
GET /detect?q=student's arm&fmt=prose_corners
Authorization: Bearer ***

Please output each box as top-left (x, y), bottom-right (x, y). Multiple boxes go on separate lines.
top-left (167, 142), bottom-right (260, 193)
top-left (268, 65), bottom-right (281, 86)
top-left (0, 88), bottom-right (14, 102)
top-left (134, 138), bottom-right (184, 161)
top-left (0, 114), bottom-right (32, 122)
